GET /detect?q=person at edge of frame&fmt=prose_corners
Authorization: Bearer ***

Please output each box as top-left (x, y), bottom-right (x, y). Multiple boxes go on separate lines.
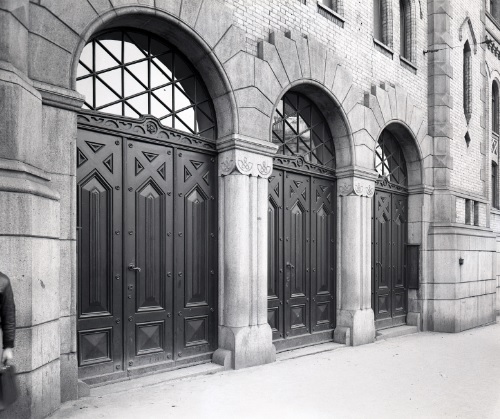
top-left (0, 271), bottom-right (15, 365)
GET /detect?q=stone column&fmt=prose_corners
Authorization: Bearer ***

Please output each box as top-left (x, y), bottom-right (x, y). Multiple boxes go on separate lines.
top-left (334, 176), bottom-right (376, 346)
top-left (213, 136), bottom-right (278, 369)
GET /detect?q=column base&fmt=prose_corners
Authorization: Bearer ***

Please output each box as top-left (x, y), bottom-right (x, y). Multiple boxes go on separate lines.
top-left (334, 309), bottom-right (375, 346)
top-left (213, 324), bottom-right (276, 370)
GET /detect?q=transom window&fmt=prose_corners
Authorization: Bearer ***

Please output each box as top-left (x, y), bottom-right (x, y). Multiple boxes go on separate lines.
top-left (272, 92), bottom-right (335, 169)
top-left (76, 29), bottom-right (216, 140)
top-left (375, 131), bottom-right (407, 187)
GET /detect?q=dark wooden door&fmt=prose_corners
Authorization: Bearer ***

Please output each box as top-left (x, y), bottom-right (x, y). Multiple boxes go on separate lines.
top-left (372, 190), bottom-right (408, 329)
top-left (77, 125), bottom-right (217, 380)
top-left (268, 169), bottom-right (335, 350)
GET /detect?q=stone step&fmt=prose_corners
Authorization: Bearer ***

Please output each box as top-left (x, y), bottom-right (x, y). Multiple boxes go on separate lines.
top-left (88, 362), bottom-right (224, 397)
top-left (276, 341), bottom-right (345, 362)
top-left (376, 325), bottom-right (418, 341)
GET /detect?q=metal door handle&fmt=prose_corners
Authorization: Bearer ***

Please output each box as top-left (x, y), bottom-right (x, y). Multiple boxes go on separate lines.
top-left (128, 263), bottom-right (141, 272)
top-left (286, 262), bottom-right (295, 270)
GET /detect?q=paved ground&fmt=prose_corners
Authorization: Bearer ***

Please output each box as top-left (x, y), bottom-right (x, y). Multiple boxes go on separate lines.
top-left (51, 320), bottom-right (500, 419)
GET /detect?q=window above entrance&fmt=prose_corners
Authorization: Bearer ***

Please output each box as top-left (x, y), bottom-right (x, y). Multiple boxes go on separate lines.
top-left (272, 92), bottom-right (335, 169)
top-left (375, 131), bottom-right (408, 188)
top-left (76, 29), bottom-right (216, 140)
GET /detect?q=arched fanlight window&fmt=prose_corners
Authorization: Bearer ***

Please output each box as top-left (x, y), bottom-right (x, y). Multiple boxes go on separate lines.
top-left (492, 81), bottom-right (499, 134)
top-left (463, 41), bottom-right (472, 124)
top-left (375, 131), bottom-right (408, 187)
top-left (272, 92), bottom-right (335, 169)
top-left (76, 29), bottom-right (216, 140)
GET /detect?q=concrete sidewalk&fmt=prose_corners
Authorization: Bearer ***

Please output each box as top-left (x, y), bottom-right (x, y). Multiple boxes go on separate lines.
top-left (50, 320), bottom-right (500, 419)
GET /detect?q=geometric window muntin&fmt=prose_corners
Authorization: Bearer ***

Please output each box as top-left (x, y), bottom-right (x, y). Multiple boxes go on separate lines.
top-left (375, 131), bottom-right (408, 187)
top-left (76, 29), bottom-right (216, 140)
top-left (272, 91), bottom-right (335, 169)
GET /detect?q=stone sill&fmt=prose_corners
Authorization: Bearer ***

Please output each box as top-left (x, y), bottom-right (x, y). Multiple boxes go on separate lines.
top-left (400, 56), bottom-right (417, 74)
top-left (317, 2), bottom-right (345, 28)
top-left (490, 208), bottom-right (500, 215)
top-left (373, 38), bottom-right (393, 59)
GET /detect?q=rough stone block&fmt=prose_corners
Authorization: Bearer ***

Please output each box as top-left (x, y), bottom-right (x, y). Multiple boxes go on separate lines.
top-left (324, 49), bottom-right (339, 91)
top-left (269, 31), bottom-right (301, 83)
top-left (213, 25), bottom-right (246, 64)
top-left (364, 107), bottom-right (381, 140)
top-left (432, 250), bottom-right (460, 283)
top-left (374, 86), bottom-right (392, 123)
top-left (110, 0), bottom-right (154, 9)
top-left (354, 144), bottom-right (374, 169)
top-left (254, 59), bottom-right (282, 106)
top-left (42, 106), bottom-right (77, 176)
top-left (29, 33), bottom-right (72, 88)
top-left (342, 85), bottom-right (362, 115)
top-left (294, 35), bottom-right (310, 79)
top-left (194, 0), bottom-right (234, 49)
top-left (331, 65), bottom-right (352, 105)
top-left (460, 296), bottom-right (478, 330)
top-left (257, 41), bottom-right (288, 88)
top-left (30, 4), bottom-right (80, 54)
top-left (347, 104), bottom-right (365, 134)
top-left (0, 8), bottom-right (29, 74)
top-left (395, 85), bottom-right (407, 122)
top-left (309, 37), bottom-right (326, 83)
top-left (155, 0), bottom-right (181, 17)
top-left (179, 0), bottom-right (203, 27)
top-left (59, 239), bottom-right (76, 317)
top-left (224, 51), bottom-right (254, 91)
top-left (60, 315), bottom-right (76, 354)
top-left (213, 93), bottom-right (234, 138)
top-left (49, 173), bottom-right (76, 241)
top-left (88, 0), bottom-right (115, 14)
top-left (428, 299), bottom-right (460, 332)
top-left (235, 87), bottom-right (273, 117)
top-left (40, 0), bottom-right (98, 35)
top-left (60, 353), bottom-right (78, 402)
top-left (238, 108), bottom-right (270, 142)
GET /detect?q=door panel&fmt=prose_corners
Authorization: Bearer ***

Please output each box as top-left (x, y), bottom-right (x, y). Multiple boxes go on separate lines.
top-left (373, 190), bottom-right (408, 328)
top-left (125, 139), bottom-right (173, 368)
top-left (77, 129), bottom-right (123, 378)
top-left (268, 168), bottom-right (335, 346)
top-left (174, 150), bottom-right (217, 359)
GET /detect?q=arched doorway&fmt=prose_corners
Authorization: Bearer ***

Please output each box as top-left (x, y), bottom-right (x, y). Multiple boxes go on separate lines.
top-left (268, 91), bottom-right (336, 351)
top-left (372, 129), bottom-right (409, 329)
top-left (75, 28), bottom-right (218, 381)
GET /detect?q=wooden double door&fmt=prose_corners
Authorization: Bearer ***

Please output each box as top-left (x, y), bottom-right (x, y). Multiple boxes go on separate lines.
top-left (372, 189), bottom-right (408, 329)
top-left (77, 123), bottom-right (217, 380)
top-left (268, 169), bottom-right (336, 350)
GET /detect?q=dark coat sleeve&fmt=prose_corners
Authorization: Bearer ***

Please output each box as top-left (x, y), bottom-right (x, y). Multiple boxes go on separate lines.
top-left (1, 279), bottom-right (15, 348)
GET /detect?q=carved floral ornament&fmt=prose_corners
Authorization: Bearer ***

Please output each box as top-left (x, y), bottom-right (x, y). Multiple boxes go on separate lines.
top-left (218, 150), bottom-right (274, 178)
top-left (338, 178), bottom-right (375, 197)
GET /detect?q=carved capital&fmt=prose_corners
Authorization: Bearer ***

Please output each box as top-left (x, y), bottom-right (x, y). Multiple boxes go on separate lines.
top-left (218, 149), bottom-right (273, 178)
top-left (338, 178), bottom-right (375, 197)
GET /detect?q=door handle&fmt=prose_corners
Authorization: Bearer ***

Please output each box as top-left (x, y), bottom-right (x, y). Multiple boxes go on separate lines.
top-left (286, 262), bottom-right (295, 270)
top-left (128, 263), bottom-right (141, 272)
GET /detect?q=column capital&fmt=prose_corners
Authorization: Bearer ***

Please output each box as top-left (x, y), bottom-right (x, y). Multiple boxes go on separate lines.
top-left (217, 135), bottom-right (278, 178)
top-left (338, 177), bottom-right (375, 198)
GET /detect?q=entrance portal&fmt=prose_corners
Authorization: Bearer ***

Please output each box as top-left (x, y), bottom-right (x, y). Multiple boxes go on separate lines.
top-left (372, 130), bottom-right (408, 329)
top-left (268, 92), bottom-right (336, 351)
top-left (76, 29), bottom-right (218, 381)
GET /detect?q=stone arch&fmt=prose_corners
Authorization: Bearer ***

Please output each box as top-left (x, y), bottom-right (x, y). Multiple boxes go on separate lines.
top-left (269, 79), bottom-right (355, 170)
top-left (459, 16), bottom-right (478, 54)
top-left (31, 0), bottom-right (241, 138)
top-left (357, 83), bottom-right (429, 187)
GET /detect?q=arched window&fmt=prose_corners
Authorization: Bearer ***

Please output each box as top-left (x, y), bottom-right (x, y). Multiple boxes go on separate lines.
top-left (400, 0), bottom-right (411, 60)
top-left (493, 162), bottom-right (498, 208)
top-left (272, 92), bottom-right (335, 169)
top-left (375, 130), bottom-right (408, 188)
top-left (76, 29), bottom-right (216, 140)
top-left (463, 41), bottom-right (472, 124)
top-left (374, 0), bottom-right (393, 47)
top-left (493, 81), bottom-right (499, 134)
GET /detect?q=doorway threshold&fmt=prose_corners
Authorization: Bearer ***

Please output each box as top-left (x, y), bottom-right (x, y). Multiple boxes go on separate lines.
top-left (375, 325), bottom-right (418, 341)
top-left (276, 341), bottom-right (345, 362)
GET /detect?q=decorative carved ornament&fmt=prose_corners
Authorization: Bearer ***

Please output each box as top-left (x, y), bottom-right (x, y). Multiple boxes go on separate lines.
top-left (486, 34), bottom-right (500, 61)
top-left (219, 149), bottom-right (273, 179)
top-left (375, 177), bottom-right (408, 193)
top-left (338, 178), bottom-right (375, 197)
top-left (77, 113), bottom-right (216, 151)
top-left (273, 155), bottom-right (335, 177)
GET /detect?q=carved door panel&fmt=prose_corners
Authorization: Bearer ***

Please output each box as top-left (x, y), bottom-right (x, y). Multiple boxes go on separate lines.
top-left (310, 178), bottom-right (336, 333)
top-left (77, 129), bottom-right (123, 379)
top-left (173, 150), bottom-right (217, 359)
top-left (372, 190), bottom-right (408, 328)
top-left (284, 172), bottom-right (311, 338)
top-left (124, 139), bottom-right (173, 368)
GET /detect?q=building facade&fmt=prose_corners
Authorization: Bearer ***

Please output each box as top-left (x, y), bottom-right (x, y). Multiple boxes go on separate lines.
top-left (0, 0), bottom-right (498, 417)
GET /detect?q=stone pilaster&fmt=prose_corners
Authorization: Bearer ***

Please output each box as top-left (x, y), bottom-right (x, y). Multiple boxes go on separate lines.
top-left (334, 175), bottom-right (376, 346)
top-left (213, 136), bottom-right (278, 369)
